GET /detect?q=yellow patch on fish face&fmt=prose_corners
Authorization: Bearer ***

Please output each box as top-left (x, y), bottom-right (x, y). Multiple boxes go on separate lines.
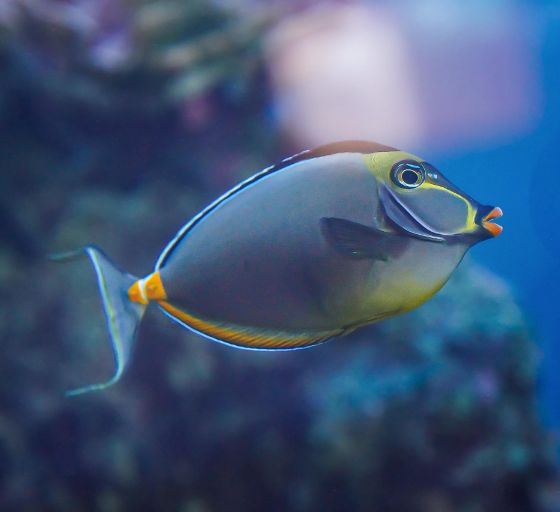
top-left (363, 151), bottom-right (479, 236)
top-left (364, 150), bottom-right (422, 183)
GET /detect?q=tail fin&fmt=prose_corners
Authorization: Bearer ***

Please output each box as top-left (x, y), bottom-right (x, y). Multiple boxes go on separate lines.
top-left (50, 246), bottom-right (147, 396)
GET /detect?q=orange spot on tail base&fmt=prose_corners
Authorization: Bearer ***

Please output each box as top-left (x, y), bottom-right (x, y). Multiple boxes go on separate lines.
top-left (128, 271), bottom-right (167, 304)
top-left (144, 271), bottom-right (167, 301)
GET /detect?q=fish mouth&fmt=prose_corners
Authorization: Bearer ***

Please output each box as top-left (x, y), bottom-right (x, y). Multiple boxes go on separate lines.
top-left (481, 207), bottom-right (503, 237)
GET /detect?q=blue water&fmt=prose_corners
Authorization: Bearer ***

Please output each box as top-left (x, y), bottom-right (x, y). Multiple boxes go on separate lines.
top-left (436, 7), bottom-right (560, 427)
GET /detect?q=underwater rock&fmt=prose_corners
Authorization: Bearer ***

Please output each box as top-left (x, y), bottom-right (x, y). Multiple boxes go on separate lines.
top-left (299, 263), bottom-right (548, 512)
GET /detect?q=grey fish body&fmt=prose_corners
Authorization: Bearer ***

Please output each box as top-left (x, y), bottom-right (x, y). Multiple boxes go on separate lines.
top-left (161, 153), bottom-right (378, 332)
top-left (159, 152), bottom-right (468, 338)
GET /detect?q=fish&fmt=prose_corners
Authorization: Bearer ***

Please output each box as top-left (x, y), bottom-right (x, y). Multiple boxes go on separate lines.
top-left (53, 141), bottom-right (503, 396)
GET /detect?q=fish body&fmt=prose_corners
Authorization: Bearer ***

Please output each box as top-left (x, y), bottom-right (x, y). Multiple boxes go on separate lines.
top-left (56, 141), bottom-right (503, 395)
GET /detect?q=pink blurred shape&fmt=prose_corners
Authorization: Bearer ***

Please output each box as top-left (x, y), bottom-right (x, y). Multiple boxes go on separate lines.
top-left (265, 3), bottom-right (541, 151)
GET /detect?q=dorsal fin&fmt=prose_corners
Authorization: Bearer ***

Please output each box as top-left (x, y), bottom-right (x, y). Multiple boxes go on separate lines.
top-left (155, 141), bottom-right (398, 269)
top-left (269, 140), bottom-right (398, 174)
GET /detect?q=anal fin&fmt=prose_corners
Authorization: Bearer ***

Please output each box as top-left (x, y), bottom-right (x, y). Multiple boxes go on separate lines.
top-left (158, 301), bottom-right (341, 350)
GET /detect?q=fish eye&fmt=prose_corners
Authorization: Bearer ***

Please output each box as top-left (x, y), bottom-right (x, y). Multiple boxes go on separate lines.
top-left (391, 161), bottom-right (425, 189)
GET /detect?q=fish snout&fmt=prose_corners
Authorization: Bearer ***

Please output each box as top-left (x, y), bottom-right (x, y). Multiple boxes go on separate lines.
top-left (477, 205), bottom-right (503, 238)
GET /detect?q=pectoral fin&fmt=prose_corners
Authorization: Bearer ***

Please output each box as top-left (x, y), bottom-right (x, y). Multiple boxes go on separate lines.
top-left (321, 217), bottom-right (395, 260)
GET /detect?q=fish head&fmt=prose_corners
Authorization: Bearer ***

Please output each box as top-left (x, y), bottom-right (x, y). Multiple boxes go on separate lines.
top-left (364, 150), bottom-right (503, 245)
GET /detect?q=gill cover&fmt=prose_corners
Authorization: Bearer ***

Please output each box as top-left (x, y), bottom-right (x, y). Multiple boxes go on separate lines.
top-left (50, 246), bottom-right (146, 396)
top-left (379, 186), bottom-right (446, 242)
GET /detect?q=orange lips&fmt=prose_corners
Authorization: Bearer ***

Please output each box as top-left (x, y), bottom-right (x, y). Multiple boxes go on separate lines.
top-left (482, 207), bottom-right (503, 237)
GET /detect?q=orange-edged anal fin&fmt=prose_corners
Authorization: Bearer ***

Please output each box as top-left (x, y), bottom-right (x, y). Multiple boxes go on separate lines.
top-left (128, 271), bottom-right (167, 305)
top-left (157, 301), bottom-right (341, 350)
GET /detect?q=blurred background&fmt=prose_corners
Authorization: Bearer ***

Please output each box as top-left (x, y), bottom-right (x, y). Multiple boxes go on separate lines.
top-left (1, 0), bottom-right (559, 510)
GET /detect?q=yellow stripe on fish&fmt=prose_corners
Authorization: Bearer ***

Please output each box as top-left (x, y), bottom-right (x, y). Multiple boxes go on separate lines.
top-left (157, 301), bottom-right (341, 350)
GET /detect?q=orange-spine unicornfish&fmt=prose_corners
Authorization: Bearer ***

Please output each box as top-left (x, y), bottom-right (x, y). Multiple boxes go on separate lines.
top-left (52, 141), bottom-right (503, 396)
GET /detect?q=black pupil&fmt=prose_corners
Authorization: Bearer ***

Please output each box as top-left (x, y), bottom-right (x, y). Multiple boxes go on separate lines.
top-left (401, 169), bottom-right (419, 185)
